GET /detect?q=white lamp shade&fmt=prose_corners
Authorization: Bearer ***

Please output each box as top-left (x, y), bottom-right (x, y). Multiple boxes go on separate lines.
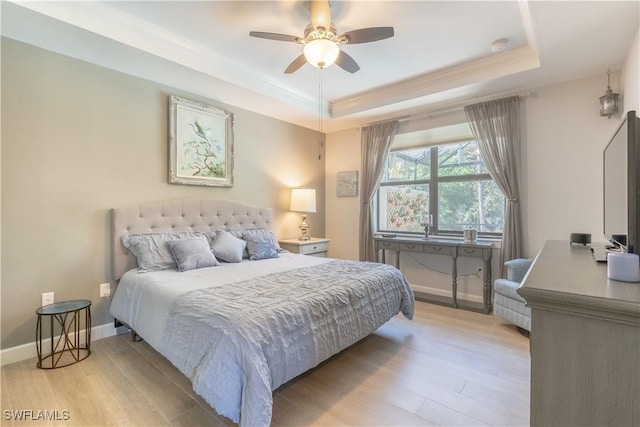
top-left (303, 39), bottom-right (340, 69)
top-left (290, 188), bottom-right (317, 213)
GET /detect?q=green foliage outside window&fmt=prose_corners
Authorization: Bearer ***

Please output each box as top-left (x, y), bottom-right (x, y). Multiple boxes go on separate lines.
top-left (378, 141), bottom-right (504, 236)
top-left (438, 180), bottom-right (504, 232)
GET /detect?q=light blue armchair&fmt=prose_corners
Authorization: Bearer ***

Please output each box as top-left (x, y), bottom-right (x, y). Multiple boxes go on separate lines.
top-left (493, 258), bottom-right (533, 332)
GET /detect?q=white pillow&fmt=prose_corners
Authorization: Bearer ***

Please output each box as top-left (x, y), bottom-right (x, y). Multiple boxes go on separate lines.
top-left (210, 230), bottom-right (247, 263)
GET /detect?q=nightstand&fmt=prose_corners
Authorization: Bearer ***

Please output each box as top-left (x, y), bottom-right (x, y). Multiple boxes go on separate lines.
top-left (36, 299), bottom-right (92, 369)
top-left (279, 238), bottom-right (330, 257)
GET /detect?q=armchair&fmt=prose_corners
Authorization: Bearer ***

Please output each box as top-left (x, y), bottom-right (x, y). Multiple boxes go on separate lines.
top-left (493, 258), bottom-right (533, 332)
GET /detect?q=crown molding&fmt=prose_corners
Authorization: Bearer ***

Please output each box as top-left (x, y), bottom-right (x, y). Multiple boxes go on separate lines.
top-left (7, 0), bottom-right (542, 126)
top-left (519, 0), bottom-right (539, 54)
top-left (7, 1), bottom-right (318, 113)
top-left (330, 46), bottom-right (540, 118)
top-left (330, 0), bottom-right (540, 119)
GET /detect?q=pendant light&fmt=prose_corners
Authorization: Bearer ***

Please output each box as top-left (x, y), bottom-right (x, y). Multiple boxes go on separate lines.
top-left (599, 69), bottom-right (619, 118)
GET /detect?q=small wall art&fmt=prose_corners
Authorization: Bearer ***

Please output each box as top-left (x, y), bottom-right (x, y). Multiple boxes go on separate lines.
top-left (169, 95), bottom-right (234, 187)
top-left (337, 170), bottom-right (358, 197)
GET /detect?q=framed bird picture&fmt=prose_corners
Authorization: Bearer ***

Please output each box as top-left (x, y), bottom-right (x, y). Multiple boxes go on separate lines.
top-left (169, 95), bottom-right (234, 187)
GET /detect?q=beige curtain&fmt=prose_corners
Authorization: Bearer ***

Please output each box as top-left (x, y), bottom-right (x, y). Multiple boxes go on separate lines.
top-left (464, 96), bottom-right (523, 272)
top-left (359, 121), bottom-right (399, 261)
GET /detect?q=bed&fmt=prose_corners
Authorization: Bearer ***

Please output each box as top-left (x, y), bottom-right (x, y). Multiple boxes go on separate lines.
top-left (109, 198), bottom-right (414, 427)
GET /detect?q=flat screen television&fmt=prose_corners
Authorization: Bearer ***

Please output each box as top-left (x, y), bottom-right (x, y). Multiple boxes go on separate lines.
top-left (603, 110), bottom-right (640, 253)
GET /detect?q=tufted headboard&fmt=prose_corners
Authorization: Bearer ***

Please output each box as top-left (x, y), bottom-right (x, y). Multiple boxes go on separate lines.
top-left (111, 199), bottom-right (273, 280)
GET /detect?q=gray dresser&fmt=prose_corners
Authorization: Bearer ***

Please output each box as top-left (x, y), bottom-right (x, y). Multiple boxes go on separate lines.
top-left (518, 240), bottom-right (640, 426)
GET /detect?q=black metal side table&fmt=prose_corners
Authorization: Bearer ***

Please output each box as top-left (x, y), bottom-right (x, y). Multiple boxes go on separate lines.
top-left (36, 299), bottom-right (92, 369)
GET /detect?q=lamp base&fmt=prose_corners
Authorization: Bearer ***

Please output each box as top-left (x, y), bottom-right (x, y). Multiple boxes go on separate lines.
top-left (298, 214), bottom-right (311, 240)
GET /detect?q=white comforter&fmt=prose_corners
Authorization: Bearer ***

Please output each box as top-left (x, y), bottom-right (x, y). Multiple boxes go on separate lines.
top-left (110, 253), bottom-right (414, 426)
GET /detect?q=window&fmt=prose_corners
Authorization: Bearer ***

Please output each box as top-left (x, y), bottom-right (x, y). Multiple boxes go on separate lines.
top-left (377, 140), bottom-right (505, 238)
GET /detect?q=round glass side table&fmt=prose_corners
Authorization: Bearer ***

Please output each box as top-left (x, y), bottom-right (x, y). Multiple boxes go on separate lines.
top-left (35, 299), bottom-right (92, 369)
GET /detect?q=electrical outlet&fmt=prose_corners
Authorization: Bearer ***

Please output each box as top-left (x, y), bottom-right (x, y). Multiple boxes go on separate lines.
top-left (42, 292), bottom-right (54, 306)
top-left (100, 282), bottom-right (111, 298)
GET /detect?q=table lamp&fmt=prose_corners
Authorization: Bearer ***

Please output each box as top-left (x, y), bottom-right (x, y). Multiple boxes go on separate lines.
top-left (290, 188), bottom-right (316, 240)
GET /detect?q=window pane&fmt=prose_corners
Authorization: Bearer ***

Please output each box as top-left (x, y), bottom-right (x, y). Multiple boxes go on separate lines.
top-left (383, 148), bottom-right (430, 182)
top-left (438, 180), bottom-right (504, 232)
top-left (378, 185), bottom-right (429, 232)
top-left (438, 141), bottom-right (487, 177)
top-left (376, 133), bottom-right (504, 238)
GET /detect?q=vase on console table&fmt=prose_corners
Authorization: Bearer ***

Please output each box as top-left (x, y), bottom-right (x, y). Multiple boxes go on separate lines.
top-left (422, 214), bottom-right (433, 239)
top-left (423, 223), bottom-right (431, 239)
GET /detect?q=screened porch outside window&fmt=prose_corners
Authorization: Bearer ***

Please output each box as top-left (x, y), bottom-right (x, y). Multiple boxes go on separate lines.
top-left (376, 140), bottom-right (505, 238)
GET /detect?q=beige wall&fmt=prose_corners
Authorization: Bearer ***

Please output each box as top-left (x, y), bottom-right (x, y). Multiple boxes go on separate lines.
top-left (523, 73), bottom-right (621, 255)
top-left (1, 38), bottom-right (324, 349)
top-left (325, 128), bottom-right (362, 260)
top-left (621, 27), bottom-right (639, 113)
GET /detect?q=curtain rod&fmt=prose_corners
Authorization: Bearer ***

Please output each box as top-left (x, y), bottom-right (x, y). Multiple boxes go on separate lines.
top-left (360, 91), bottom-right (534, 128)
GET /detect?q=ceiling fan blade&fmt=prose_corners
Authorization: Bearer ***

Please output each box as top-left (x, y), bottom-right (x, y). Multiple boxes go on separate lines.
top-left (249, 31), bottom-right (300, 43)
top-left (339, 27), bottom-right (394, 44)
top-left (310, 0), bottom-right (332, 30)
top-left (284, 54), bottom-right (307, 74)
top-left (335, 50), bottom-right (360, 73)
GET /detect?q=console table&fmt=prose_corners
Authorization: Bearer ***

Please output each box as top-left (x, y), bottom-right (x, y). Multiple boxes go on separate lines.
top-left (518, 240), bottom-right (640, 426)
top-left (374, 236), bottom-right (494, 313)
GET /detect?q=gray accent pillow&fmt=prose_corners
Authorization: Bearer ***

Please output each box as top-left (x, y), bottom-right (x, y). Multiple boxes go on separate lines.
top-left (245, 234), bottom-right (279, 261)
top-left (166, 237), bottom-right (220, 272)
top-left (211, 230), bottom-right (247, 263)
top-left (122, 232), bottom-right (213, 273)
top-left (241, 228), bottom-right (284, 253)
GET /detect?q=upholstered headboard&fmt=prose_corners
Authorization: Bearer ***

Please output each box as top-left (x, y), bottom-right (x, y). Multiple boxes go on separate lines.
top-left (111, 199), bottom-right (273, 280)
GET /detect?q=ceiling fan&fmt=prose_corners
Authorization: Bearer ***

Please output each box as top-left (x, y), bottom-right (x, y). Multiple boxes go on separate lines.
top-left (249, 0), bottom-right (394, 74)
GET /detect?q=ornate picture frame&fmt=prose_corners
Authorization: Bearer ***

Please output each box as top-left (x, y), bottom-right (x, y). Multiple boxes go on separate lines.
top-left (169, 95), bottom-right (234, 187)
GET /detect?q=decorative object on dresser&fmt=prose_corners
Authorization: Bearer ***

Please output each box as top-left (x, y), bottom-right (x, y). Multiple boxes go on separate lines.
top-left (607, 251), bottom-right (640, 282)
top-left (168, 95), bottom-right (234, 187)
top-left (290, 188), bottom-right (317, 240)
top-left (279, 237), bottom-right (330, 257)
top-left (374, 235), bottom-right (493, 313)
top-left (493, 258), bottom-right (533, 333)
top-left (569, 232), bottom-right (591, 245)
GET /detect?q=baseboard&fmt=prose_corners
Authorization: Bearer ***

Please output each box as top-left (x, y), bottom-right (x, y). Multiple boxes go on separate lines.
top-left (0, 322), bottom-right (118, 366)
top-left (410, 283), bottom-right (483, 304)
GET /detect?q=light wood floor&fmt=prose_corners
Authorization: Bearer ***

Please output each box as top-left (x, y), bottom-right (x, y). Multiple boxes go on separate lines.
top-left (1, 302), bottom-right (530, 426)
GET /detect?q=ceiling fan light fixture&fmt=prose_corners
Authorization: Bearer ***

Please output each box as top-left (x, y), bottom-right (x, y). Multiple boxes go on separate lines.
top-left (249, 1), bottom-right (393, 74)
top-left (303, 38), bottom-right (340, 69)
